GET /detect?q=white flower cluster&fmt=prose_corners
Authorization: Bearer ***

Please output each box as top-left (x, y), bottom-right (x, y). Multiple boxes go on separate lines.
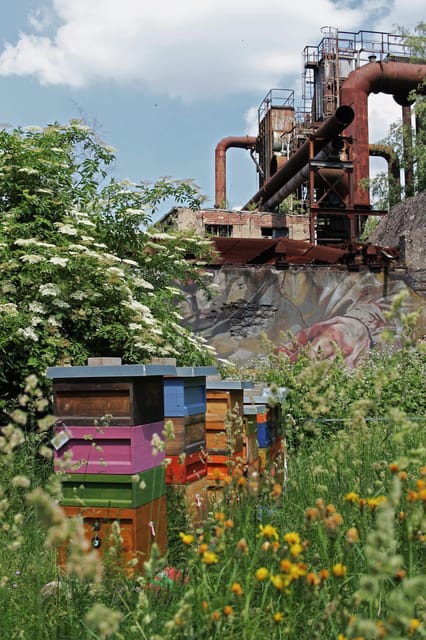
top-left (0, 303), bottom-right (18, 315)
top-left (49, 257), bottom-right (69, 267)
top-left (38, 283), bottom-right (60, 297)
top-left (17, 326), bottom-right (39, 342)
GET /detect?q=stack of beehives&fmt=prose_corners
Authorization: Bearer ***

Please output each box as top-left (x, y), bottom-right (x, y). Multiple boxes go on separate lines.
top-left (205, 380), bottom-right (255, 490)
top-left (48, 358), bottom-right (171, 574)
top-left (163, 367), bottom-right (216, 526)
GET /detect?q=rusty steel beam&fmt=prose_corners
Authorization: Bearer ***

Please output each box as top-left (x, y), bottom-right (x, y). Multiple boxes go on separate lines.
top-left (340, 60), bottom-right (426, 208)
top-left (242, 105), bottom-right (354, 211)
top-left (214, 136), bottom-right (257, 208)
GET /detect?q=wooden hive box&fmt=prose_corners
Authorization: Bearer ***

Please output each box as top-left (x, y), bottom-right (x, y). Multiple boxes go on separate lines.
top-left (58, 496), bottom-right (167, 574)
top-left (206, 450), bottom-right (244, 482)
top-left (205, 429), bottom-right (243, 454)
top-left (165, 450), bottom-right (207, 485)
top-left (60, 466), bottom-right (165, 508)
top-left (256, 414), bottom-right (273, 448)
top-left (167, 475), bottom-right (210, 527)
top-left (52, 423), bottom-right (165, 475)
top-left (164, 414), bottom-right (206, 457)
top-left (163, 367), bottom-right (215, 456)
top-left (164, 369), bottom-right (214, 417)
top-left (47, 364), bottom-right (177, 426)
top-left (258, 446), bottom-right (271, 474)
top-left (205, 380), bottom-right (253, 428)
top-left (243, 403), bottom-right (266, 434)
top-left (243, 431), bottom-right (259, 466)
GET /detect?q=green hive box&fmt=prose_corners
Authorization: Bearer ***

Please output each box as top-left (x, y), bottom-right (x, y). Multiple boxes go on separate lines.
top-left (60, 466), bottom-right (165, 508)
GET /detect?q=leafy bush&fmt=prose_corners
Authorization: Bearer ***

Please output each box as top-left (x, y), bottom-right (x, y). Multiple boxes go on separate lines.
top-left (0, 122), bottom-right (216, 415)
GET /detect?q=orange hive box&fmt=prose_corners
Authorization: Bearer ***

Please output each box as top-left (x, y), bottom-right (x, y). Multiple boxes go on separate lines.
top-left (58, 496), bottom-right (167, 575)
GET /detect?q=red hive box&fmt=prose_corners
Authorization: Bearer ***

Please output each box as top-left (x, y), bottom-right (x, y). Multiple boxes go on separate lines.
top-left (165, 450), bottom-right (207, 484)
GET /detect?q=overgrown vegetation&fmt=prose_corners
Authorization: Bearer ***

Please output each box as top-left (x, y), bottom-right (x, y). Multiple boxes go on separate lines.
top-left (0, 122), bottom-right (216, 416)
top-left (0, 325), bottom-right (424, 638)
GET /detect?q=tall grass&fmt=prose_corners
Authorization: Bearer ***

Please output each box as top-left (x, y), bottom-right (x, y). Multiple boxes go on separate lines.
top-left (0, 349), bottom-right (425, 639)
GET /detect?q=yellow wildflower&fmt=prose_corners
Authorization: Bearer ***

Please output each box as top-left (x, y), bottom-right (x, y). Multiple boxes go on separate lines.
top-left (367, 496), bottom-right (386, 510)
top-left (344, 492), bottom-right (359, 503)
top-left (255, 567), bottom-right (269, 581)
top-left (270, 574), bottom-right (284, 590)
top-left (223, 605), bottom-right (233, 616)
top-left (179, 532), bottom-right (194, 545)
top-left (290, 542), bottom-right (303, 557)
top-left (284, 531), bottom-right (300, 545)
top-left (409, 618), bottom-right (421, 634)
top-left (273, 612), bottom-right (284, 623)
top-left (202, 551), bottom-right (219, 565)
top-left (332, 563), bottom-right (347, 577)
top-left (259, 523), bottom-right (279, 540)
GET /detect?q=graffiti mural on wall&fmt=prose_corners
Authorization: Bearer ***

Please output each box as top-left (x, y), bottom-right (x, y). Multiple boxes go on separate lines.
top-left (182, 267), bottom-right (425, 367)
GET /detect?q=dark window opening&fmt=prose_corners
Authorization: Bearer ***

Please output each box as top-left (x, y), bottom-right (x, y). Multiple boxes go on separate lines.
top-left (261, 227), bottom-right (289, 238)
top-left (205, 224), bottom-right (233, 237)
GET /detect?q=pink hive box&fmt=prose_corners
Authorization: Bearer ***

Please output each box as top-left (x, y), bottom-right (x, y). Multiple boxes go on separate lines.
top-left (52, 422), bottom-right (165, 475)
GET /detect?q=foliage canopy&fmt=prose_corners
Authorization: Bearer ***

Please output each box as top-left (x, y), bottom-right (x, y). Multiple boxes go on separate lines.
top-left (0, 121), bottom-right (215, 412)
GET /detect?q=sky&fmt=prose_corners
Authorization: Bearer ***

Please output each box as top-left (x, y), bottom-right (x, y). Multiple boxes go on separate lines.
top-left (0, 1), bottom-right (423, 217)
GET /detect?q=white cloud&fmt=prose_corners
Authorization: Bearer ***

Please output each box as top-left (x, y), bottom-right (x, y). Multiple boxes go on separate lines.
top-left (369, 93), bottom-right (401, 142)
top-left (0, 0), bottom-right (362, 99)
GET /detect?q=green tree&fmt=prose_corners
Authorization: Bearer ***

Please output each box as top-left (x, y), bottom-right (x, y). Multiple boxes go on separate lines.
top-left (370, 22), bottom-right (426, 208)
top-left (0, 121), bottom-right (215, 414)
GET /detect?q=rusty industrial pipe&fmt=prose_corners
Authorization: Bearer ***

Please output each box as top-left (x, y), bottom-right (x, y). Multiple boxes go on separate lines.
top-left (369, 143), bottom-right (401, 200)
top-left (215, 136), bottom-right (257, 208)
top-left (340, 60), bottom-right (426, 208)
top-left (242, 105), bottom-right (355, 211)
top-left (262, 137), bottom-right (345, 210)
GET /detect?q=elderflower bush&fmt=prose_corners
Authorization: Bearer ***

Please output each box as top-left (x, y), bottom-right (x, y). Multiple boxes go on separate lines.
top-left (0, 122), bottom-right (215, 412)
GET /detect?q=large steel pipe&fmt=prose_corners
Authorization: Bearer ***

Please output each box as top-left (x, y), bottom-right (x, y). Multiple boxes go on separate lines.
top-left (369, 143), bottom-right (401, 201)
top-left (242, 105), bottom-right (354, 210)
top-left (340, 60), bottom-right (426, 208)
top-left (215, 136), bottom-right (257, 208)
top-left (262, 138), bottom-right (344, 210)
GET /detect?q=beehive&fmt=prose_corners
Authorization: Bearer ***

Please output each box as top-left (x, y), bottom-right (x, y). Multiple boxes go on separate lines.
top-left (58, 496), bottom-right (167, 573)
top-left (165, 450), bottom-right (207, 485)
top-left (163, 367), bottom-right (215, 459)
top-left (47, 364), bottom-right (176, 426)
top-left (167, 476), bottom-right (210, 527)
top-left (52, 422), bottom-right (165, 475)
top-left (60, 466), bottom-right (165, 508)
top-left (164, 414), bottom-right (206, 457)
